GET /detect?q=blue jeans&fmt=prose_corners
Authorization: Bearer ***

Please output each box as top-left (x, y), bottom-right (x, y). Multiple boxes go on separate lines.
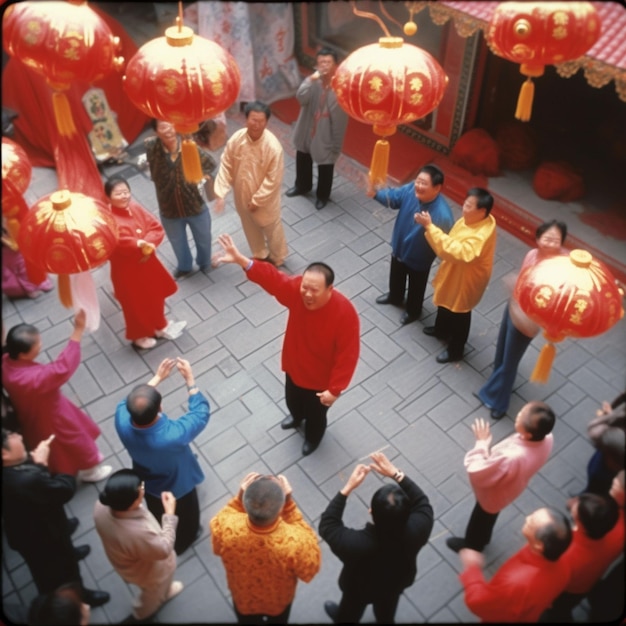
top-left (160, 207), bottom-right (212, 272)
top-left (478, 303), bottom-right (533, 413)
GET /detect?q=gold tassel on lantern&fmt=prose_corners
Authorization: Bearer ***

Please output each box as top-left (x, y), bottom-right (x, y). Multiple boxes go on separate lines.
top-left (530, 338), bottom-right (556, 383)
top-left (181, 138), bottom-right (204, 184)
top-left (369, 139), bottom-right (390, 188)
top-left (52, 92), bottom-right (77, 137)
top-left (515, 65), bottom-right (543, 122)
top-left (58, 273), bottom-right (73, 308)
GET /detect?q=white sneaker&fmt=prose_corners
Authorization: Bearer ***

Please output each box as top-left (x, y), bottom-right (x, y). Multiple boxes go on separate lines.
top-left (166, 581), bottom-right (184, 601)
top-left (79, 464), bottom-right (112, 483)
top-left (133, 337), bottom-right (157, 349)
top-left (155, 320), bottom-right (187, 340)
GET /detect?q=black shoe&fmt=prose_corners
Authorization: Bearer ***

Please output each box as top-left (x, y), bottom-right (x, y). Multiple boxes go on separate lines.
top-left (73, 544), bottom-right (91, 561)
top-left (67, 516), bottom-right (79, 536)
top-left (446, 536), bottom-right (467, 553)
top-left (375, 293), bottom-right (401, 306)
top-left (315, 198), bottom-right (327, 210)
top-left (400, 312), bottom-right (418, 325)
top-left (280, 415), bottom-right (301, 430)
top-left (286, 186), bottom-right (306, 197)
top-left (436, 349), bottom-right (462, 364)
top-left (423, 325), bottom-right (439, 337)
top-left (302, 441), bottom-right (319, 456)
top-left (324, 601), bottom-right (339, 623)
top-left (174, 269), bottom-right (192, 279)
top-left (82, 589), bottom-right (110, 608)
top-left (490, 408), bottom-right (506, 419)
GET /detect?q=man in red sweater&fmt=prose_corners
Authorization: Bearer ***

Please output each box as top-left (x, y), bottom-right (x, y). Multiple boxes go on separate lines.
top-left (213, 233), bottom-right (360, 456)
top-left (458, 506), bottom-right (571, 622)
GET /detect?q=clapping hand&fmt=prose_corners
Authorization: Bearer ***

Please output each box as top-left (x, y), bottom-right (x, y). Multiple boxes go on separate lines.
top-left (340, 463), bottom-right (370, 496)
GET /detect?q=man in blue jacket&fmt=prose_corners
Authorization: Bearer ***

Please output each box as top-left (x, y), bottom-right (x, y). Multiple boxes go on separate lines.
top-left (115, 357), bottom-right (210, 555)
top-left (369, 164), bottom-right (454, 325)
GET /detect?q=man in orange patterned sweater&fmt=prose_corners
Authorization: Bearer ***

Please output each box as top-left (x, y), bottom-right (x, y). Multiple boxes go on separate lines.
top-left (210, 471), bottom-right (321, 623)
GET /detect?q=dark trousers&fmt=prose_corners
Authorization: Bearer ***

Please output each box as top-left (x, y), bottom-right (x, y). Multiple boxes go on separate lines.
top-left (21, 540), bottom-right (82, 594)
top-left (464, 501), bottom-right (499, 551)
top-left (336, 589), bottom-right (401, 624)
top-left (584, 449), bottom-right (616, 495)
top-left (540, 591), bottom-right (585, 623)
top-left (433, 306), bottom-right (471, 359)
top-left (285, 373), bottom-right (329, 446)
top-left (234, 602), bottom-right (291, 624)
top-left (294, 150), bottom-right (334, 201)
top-left (145, 488), bottom-right (199, 555)
top-left (388, 256), bottom-right (428, 317)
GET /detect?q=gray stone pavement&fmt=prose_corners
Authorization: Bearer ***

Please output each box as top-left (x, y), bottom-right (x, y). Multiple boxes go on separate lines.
top-left (2, 106), bottom-right (625, 625)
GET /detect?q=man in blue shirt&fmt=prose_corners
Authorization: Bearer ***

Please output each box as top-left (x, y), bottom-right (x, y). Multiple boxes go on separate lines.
top-left (369, 164), bottom-right (454, 325)
top-left (115, 357), bottom-right (210, 555)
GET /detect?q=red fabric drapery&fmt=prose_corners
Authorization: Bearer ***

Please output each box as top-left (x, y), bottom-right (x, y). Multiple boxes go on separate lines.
top-left (1, 6), bottom-right (149, 200)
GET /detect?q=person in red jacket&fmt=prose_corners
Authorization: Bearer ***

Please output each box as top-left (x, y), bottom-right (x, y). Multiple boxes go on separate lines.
top-left (543, 482), bottom-right (624, 622)
top-left (213, 233), bottom-right (360, 456)
top-left (458, 506), bottom-right (572, 622)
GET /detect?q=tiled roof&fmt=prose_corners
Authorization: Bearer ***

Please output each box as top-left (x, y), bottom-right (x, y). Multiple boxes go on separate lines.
top-left (430, 1), bottom-right (626, 99)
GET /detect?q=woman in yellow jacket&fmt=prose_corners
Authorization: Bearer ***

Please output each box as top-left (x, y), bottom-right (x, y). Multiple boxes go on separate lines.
top-left (415, 188), bottom-right (496, 363)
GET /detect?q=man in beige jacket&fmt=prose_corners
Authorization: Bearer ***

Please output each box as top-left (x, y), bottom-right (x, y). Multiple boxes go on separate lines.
top-left (93, 469), bottom-right (182, 621)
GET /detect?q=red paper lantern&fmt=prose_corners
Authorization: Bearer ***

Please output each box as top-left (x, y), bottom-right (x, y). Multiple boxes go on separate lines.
top-left (18, 190), bottom-right (119, 307)
top-left (123, 24), bottom-right (240, 183)
top-left (2, 0), bottom-right (123, 136)
top-left (332, 36), bottom-right (448, 187)
top-left (514, 249), bottom-right (624, 382)
top-left (2, 138), bottom-right (32, 228)
top-left (486, 2), bottom-right (601, 121)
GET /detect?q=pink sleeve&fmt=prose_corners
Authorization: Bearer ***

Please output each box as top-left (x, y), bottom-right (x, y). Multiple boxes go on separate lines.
top-left (29, 340), bottom-right (81, 394)
top-left (464, 445), bottom-right (514, 490)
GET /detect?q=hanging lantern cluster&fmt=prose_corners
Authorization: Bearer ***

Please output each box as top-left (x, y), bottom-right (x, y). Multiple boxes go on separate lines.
top-left (123, 8), bottom-right (241, 184)
top-left (514, 249), bottom-right (624, 383)
top-left (331, 3), bottom-right (448, 187)
top-left (486, 1), bottom-right (601, 121)
top-left (18, 190), bottom-right (119, 308)
top-left (2, 0), bottom-right (124, 137)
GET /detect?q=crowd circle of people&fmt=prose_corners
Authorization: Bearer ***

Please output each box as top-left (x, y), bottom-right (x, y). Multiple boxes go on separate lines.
top-left (2, 100), bottom-right (624, 625)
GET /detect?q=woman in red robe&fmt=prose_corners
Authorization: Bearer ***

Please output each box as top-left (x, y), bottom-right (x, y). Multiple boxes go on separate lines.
top-left (104, 176), bottom-right (186, 349)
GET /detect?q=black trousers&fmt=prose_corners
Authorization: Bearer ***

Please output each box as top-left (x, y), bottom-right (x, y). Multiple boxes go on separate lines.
top-left (388, 256), bottom-right (428, 317)
top-left (234, 602), bottom-right (291, 624)
top-left (285, 373), bottom-right (329, 446)
top-left (145, 487), bottom-right (199, 555)
top-left (433, 306), bottom-right (471, 359)
top-left (336, 589), bottom-right (401, 624)
top-left (464, 500), bottom-right (499, 551)
top-left (294, 150), bottom-right (334, 201)
top-left (21, 539), bottom-right (82, 594)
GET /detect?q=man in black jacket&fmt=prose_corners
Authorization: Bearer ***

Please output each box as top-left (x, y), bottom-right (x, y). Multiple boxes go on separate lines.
top-left (2, 429), bottom-right (109, 607)
top-left (319, 451), bottom-right (434, 623)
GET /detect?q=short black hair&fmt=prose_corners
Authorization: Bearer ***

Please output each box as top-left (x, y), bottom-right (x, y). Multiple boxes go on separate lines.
top-left (536, 508), bottom-right (572, 561)
top-left (5, 323), bottom-right (39, 360)
top-left (316, 47), bottom-right (338, 63)
top-left (243, 476), bottom-right (285, 526)
top-left (577, 493), bottom-right (619, 540)
top-left (104, 175), bottom-right (130, 198)
top-left (536, 219), bottom-right (567, 244)
top-left (418, 163), bottom-right (444, 187)
top-left (370, 484), bottom-right (410, 536)
top-left (126, 384), bottom-right (161, 426)
top-left (522, 401), bottom-right (556, 441)
top-left (244, 100), bottom-right (271, 121)
top-left (304, 262), bottom-right (335, 287)
top-left (467, 187), bottom-right (494, 216)
top-left (99, 468), bottom-right (142, 511)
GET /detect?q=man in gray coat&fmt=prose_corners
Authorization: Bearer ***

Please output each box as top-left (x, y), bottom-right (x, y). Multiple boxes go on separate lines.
top-left (286, 47), bottom-right (348, 210)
